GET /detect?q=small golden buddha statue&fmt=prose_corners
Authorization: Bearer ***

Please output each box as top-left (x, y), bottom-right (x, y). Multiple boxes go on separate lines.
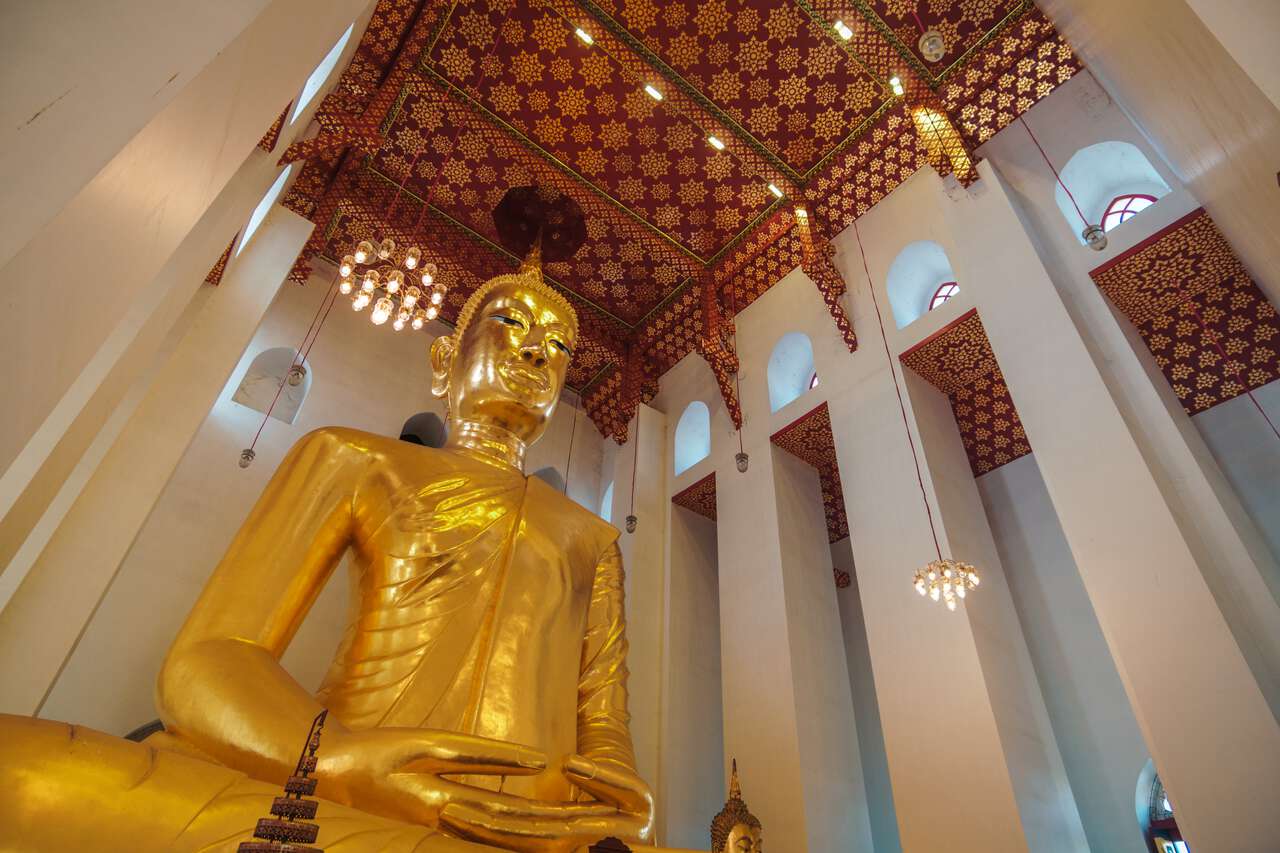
top-left (710, 761), bottom-right (762, 853)
top-left (0, 229), bottom-right (653, 852)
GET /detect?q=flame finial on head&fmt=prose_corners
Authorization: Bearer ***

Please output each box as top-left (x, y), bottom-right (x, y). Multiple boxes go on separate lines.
top-left (710, 758), bottom-right (761, 852)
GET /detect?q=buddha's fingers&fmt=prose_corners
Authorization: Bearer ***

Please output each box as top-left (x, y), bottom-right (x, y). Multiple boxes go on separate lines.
top-left (438, 803), bottom-right (648, 853)
top-left (561, 755), bottom-right (653, 816)
top-left (402, 777), bottom-right (617, 819)
top-left (399, 730), bottom-right (547, 777)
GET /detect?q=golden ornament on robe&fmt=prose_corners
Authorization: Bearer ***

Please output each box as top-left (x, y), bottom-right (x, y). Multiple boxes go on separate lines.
top-left (710, 760), bottom-right (762, 853)
top-left (0, 222), bottom-right (655, 852)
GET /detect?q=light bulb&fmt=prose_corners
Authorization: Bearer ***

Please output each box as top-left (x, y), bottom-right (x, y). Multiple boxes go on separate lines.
top-left (420, 271), bottom-right (434, 287)
top-left (430, 289), bottom-right (444, 305)
top-left (889, 76), bottom-right (904, 97)
top-left (286, 364), bottom-right (306, 387)
top-left (833, 20), bottom-right (853, 40)
top-left (362, 269), bottom-right (380, 293)
top-left (392, 317), bottom-right (406, 331)
top-left (403, 285), bottom-right (421, 309)
top-left (352, 292), bottom-right (370, 311)
top-left (930, 586), bottom-right (940, 601)
top-left (425, 305), bottom-right (439, 320)
top-left (340, 255), bottom-right (355, 277)
top-left (378, 237), bottom-right (396, 260)
top-left (338, 278), bottom-right (353, 295)
top-left (942, 581), bottom-right (952, 594)
top-left (422, 262), bottom-right (438, 278)
top-left (969, 572), bottom-right (980, 586)
top-left (915, 580), bottom-right (927, 596)
top-left (956, 585), bottom-right (966, 599)
top-left (927, 569), bottom-right (937, 581)
top-left (625, 514), bottom-right (638, 533)
top-left (735, 451), bottom-right (749, 473)
top-left (404, 246), bottom-right (421, 270)
top-left (355, 240), bottom-right (375, 264)
top-left (768, 183), bottom-right (783, 199)
top-left (943, 567), bottom-right (953, 578)
top-left (371, 297), bottom-right (393, 325)
top-left (945, 596), bottom-right (957, 612)
top-left (386, 269), bottom-right (404, 294)
top-left (238, 448), bottom-right (255, 468)
top-left (411, 308), bottom-right (427, 330)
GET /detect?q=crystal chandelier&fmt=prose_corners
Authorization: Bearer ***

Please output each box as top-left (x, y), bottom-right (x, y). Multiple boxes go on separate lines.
top-left (913, 559), bottom-right (980, 612)
top-left (338, 237), bottom-right (447, 332)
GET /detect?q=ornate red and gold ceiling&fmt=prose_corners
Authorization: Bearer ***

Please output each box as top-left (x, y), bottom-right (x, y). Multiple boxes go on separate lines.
top-left (899, 308), bottom-right (1032, 476)
top-left (278, 0), bottom-right (1079, 438)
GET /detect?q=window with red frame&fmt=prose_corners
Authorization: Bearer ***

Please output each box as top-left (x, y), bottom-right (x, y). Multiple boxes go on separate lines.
top-left (929, 281), bottom-right (959, 311)
top-left (1101, 193), bottom-right (1156, 232)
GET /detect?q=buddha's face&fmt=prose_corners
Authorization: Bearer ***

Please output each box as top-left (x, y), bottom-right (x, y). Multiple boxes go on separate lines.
top-left (726, 823), bottom-right (762, 853)
top-left (431, 278), bottom-right (575, 446)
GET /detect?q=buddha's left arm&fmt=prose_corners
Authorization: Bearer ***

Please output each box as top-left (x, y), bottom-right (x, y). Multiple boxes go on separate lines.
top-left (576, 541), bottom-right (638, 770)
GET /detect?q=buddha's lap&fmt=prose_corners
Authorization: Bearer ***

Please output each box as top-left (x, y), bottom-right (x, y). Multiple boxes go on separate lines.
top-left (0, 714), bottom-right (485, 853)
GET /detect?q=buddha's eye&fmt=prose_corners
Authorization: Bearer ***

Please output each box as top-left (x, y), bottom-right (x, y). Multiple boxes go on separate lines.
top-left (549, 339), bottom-right (573, 356)
top-left (492, 313), bottom-right (524, 328)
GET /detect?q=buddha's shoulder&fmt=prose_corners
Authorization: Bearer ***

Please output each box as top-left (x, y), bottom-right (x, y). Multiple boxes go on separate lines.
top-left (525, 475), bottom-right (621, 542)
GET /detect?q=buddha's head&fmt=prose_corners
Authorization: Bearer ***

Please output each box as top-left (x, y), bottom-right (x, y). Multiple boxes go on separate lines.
top-left (711, 761), bottom-right (762, 853)
top-left (430, 246), bottom-right (577, 451)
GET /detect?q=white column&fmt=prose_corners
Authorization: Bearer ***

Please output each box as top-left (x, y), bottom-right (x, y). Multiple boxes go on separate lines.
top-left (716, 432), bottom-right (871, 852)
top-left (0, 206), bottom-right (315, 715)
top-left (827, 371), bottom-right (1030, 853)
top-left (1184, 0), bottom-right (1280, 116)
top-left (1, 0), bottom-right (367, 503)
top-left (611, 404), bottom-right (669, 800)
top-left (944, 159), bottom-right (1280, 851)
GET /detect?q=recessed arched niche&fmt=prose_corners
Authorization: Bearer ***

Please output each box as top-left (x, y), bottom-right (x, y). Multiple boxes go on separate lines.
top-left (886, 240), bottom-right (959, 329)
top-left (673, 400), bottom-right (711, 475)
top-left (767, 331), bottom-right (818, 413)
top-left (231, 347), bottom-right (311, 424)
top-left (599, 481), bottom-right (614, 523)
top-left (1057, 141), bottom-right (1170, 243)
top-left (399, 411), bottom-right (446, 447)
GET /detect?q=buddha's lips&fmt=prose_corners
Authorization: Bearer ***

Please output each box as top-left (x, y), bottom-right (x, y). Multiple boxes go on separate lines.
top-left (499, 362), bottom-right (551, 393)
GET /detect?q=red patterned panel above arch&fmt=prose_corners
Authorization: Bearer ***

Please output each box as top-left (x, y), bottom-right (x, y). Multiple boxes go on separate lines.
top-left (672, 472), bottom-right (717, 521)
top-left (770, 402), bottom-right (849, 543)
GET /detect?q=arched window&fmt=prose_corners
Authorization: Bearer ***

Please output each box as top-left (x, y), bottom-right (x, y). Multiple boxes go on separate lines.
top-left (1102, 193), bottom-right (1157, 231)
top-left (674, 401), bottom-right (711, 475)
top-left (886, 241), bottom-right (959, 328)
top-left (929, 281), bottom-right (960, 310)
top-left (236, 164), bottom-right (293, 256)
top-left (291, 23), bottom-right (355, 124)
top-left (232, 347), bottom-right (311, 424)
top-left (767, 332), bottom-right (817, 412)
top-left (1056, 141), bottom-right (1170, 244)
top-left (600, 481), bottom-right (614, 523)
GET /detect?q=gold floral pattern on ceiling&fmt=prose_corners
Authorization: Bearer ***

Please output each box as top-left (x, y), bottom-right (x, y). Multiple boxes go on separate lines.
top-left (1092, 210), bottom-right (1280, 415)
top-left (900, 309), bottom-right (1032, 476)
top-left (672, 472), bottom-right (717, 520)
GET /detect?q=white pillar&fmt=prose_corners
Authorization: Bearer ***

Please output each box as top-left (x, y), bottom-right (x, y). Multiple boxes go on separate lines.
top-left (827, 370), bottom-right (1030, 853)
top-left (612, 404), bottom-right (669, 802)
top-left (0, 206), bottom-right (315, 715)
top-left (0, 0), bottom-right (367, 513)
top-left (943, 159), bottom-right (1280, 851)
top-left (716, 431), bottom-right (871, 852)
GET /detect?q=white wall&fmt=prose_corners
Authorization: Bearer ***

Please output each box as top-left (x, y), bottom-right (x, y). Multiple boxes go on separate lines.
top-left (977, 454), bottom-right (1151, 853)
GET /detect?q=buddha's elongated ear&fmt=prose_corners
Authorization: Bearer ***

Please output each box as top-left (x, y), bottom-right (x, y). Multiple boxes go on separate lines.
top-left (429, 335), bottom-right (456, 398)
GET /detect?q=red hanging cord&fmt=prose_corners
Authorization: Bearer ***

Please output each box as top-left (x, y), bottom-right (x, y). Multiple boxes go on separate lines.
top-left (853, 220), bottom-right (944, 561)
top-left (628, 413), bottom-right (640, 517)
top-left (1020, 115), bottom-right (1090, 229)
top-left (911, 8), bottom-right (927, 34)
top-left (728, 280), bottom-right (746, 455)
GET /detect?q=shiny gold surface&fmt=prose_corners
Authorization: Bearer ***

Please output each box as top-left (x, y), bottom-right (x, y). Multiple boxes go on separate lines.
top-left (0, 257), bottom-right (655, 852)
top-left (710, 761), bottom-right (762, 853)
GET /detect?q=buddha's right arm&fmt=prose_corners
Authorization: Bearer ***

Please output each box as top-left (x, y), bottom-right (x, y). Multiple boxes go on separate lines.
top-left (156, 427), bottom-right (369, 783)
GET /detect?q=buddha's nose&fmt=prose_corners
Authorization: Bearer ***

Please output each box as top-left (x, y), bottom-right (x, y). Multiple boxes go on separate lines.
top-left (520, 343), bottom-right (548, 369)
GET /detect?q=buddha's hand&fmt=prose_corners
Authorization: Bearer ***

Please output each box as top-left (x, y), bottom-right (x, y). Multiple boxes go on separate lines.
top-left (316, 727), bottom-right (555, 827)
top-left (438, 754), bottom-right (655, 852)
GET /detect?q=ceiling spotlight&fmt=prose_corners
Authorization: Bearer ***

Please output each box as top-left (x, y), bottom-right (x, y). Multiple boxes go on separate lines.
top-left (707, 135), bottom-right (725, 150)
top-left (918, 29), bottom-right (946, 63)
top-left (644, 84), bottom-right (663, 101)
top-left (768, 183), bottom-right (783, 199)
top-left (833, 20), bottom-right (853, 40)
top-left (794, 207), bottom-right (808, 218)
top-left (575, 27), bottom-right (593, 45)
top-left (889, 76), bottom-right (905, 97)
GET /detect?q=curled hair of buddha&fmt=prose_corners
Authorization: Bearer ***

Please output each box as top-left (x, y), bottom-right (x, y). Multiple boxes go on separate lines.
top-left (451, 239), bottom-right (578, 344)
top-left (710, 759), bottom-right (761, 852)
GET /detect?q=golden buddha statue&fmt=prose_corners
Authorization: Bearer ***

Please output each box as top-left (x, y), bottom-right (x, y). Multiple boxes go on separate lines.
top-left (710, 761), bottom-right (762, 853)
top-left (0, 223), bottom-right (654, 852)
